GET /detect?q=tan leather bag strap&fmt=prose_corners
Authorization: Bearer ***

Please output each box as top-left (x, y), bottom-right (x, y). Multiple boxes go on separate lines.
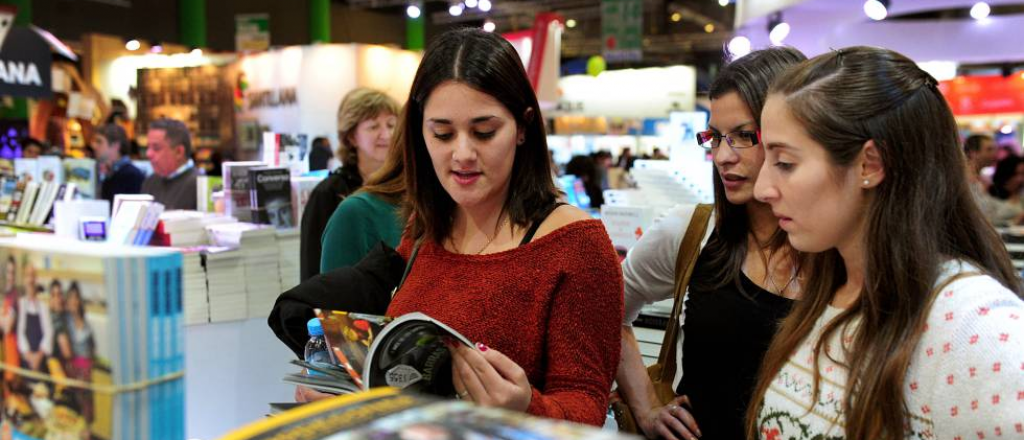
top-left (656, 204), bottom-right (713, 383)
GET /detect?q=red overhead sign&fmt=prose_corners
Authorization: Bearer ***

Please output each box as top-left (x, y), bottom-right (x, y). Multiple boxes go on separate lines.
top-left (939, 74), bottom-right (1024, 116)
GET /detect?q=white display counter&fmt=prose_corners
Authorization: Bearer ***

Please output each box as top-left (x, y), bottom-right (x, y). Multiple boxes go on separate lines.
top-left (186, 318), bottom-right (295, 440)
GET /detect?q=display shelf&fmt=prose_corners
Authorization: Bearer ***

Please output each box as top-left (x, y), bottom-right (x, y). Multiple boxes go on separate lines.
top-left (0, 221), bottom-right (54, 233)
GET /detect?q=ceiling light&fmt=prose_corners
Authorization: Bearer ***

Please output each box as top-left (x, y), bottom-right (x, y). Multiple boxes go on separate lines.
top-left (407, 4), bottom-right (422, 19)
top-left (449, 3), bottom-right (464, 16)
top-left (718, 0), bottom-right (729, 6)
top-left (150, 44), bottom-right (163, 54)
top-left (727, 36), bottom-right (751, 59)
top-left (479, 0), bottom-right (492, 12)
top-left (864, 0), bottom-right (889, 21)
top-left (671, 12), bottom-right (682, 22)
top-left (190, 48), bottom-right (203, 56)
top-left (970, 2), bottom-right (991, 20)
top-left (1000, 124), bottom-right (1014, 135)
top-left (768, 12), bottom-right (790, 45)
top-left (704, 23), bottom-right (715, 33)
top-left (483, 20), bottom-right (496, 32)
top-left (566, 19), bottom-right (577, 28)
top-left (125, 39), bottom-right (141, 51)
top-left (465, 0), bottom-right (478, 7)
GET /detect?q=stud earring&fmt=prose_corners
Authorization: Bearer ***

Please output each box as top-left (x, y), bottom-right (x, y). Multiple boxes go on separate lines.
top-left (863, 179), bottom-right (870, 186)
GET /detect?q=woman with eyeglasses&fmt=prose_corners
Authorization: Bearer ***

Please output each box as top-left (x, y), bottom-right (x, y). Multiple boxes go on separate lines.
top-left (616, 47), bottom-right (808, 440)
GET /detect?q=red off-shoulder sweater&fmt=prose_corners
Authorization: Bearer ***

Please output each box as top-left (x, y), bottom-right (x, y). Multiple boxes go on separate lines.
top-left (387, 219), bottom-right (624, 426)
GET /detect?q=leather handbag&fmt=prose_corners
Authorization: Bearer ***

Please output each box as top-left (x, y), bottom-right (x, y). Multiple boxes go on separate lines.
top-left (610, 203), bottom-right (713, 434)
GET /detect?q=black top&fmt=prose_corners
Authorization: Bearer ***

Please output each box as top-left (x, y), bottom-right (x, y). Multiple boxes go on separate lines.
top-left (676, 249), bottom-right (794, 440)
top-left (101, 161), bottom-right (145, 204)
top-left (299, 166), bottom-right (363, 282)
top-left (308, 145), bottom-right (332, 172)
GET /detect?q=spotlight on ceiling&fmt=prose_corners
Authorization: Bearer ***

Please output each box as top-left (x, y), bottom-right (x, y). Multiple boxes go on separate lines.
top-left (768, 12), bottom-right (790, 45)
top-left (406, 4), bottom-right (422, 19)
top-left (864, 0), bottom-right (890, 21)
top-left (970, 2), bottom-right (991, 20)
top-left (728, 36), bottom-right (751, 59)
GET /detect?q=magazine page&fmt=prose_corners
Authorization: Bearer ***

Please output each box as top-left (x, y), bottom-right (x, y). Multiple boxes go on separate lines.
top-left (317, 310), bottom-right (391, 389)
top-left (363, 312), bottom-right (473, 398)
top-left (220, 388), bottom-right (632, 440)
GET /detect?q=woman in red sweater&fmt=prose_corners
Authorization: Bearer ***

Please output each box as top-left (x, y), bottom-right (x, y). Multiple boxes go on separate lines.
top-left (387, 28), bottom-right (623, 426)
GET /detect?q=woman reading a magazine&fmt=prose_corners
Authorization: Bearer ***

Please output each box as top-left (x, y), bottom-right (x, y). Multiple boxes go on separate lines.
top-left (385, 28), bottom-right (623, 426)
top-left (616, 47), bottom-right (806, 440)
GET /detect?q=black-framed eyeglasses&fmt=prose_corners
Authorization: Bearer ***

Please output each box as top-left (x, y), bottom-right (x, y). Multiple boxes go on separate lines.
top-left (696, 129), bottom-right (761, 151)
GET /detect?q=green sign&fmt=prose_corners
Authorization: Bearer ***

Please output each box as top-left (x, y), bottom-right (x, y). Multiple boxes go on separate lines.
top-left (236, 13), bottom-right (270, 52)
top-left (602, 0), bottom-right (643, 62)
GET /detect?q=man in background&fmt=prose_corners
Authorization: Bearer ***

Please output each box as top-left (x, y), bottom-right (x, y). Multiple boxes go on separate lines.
top-left (307, 137), bottom-right (332, 172)
top-left (92, 123), bottom-right (145, 204)
top-left (141, 118), bottom-right (198, 210)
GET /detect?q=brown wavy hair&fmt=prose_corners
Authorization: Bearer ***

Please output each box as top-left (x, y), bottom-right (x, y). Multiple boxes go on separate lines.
top-left (336, 88), bottom-right (400, 168)
top-left (746, 46), bottom-right (1022, 440)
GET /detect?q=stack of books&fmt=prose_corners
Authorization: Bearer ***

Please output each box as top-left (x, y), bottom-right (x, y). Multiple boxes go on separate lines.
top-left (276, 228), bottom-right (300, 291)
top-left (201, 247), bottom-right (248, 323)
top-left (108, 197), bottom-right (164, 246)
top-left (179, 247), bottom-right (210, 325)
top-left (157, 210), bottom-right (236, 247)
top-left (290, 176), bottom-right (322, 226)
top-left (206, 223), bottom-right (281, 319)
top-left (0, 236), bottom-right (184, 440)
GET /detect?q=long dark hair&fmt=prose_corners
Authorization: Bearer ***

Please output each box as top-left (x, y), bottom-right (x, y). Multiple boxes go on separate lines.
top-left (987, 155), bottom-right (1023, 200)
top-left (690, 46), bottom-right (808, 293)
top-left (746, 46), bottom-right (1022, 440)
top-left (401, 28), bottom-right (558, 243)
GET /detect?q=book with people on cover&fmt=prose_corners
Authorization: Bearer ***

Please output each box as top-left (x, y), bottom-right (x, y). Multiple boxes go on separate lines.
top-left (225, 387), bottom-right (628, 440)
top-left (0, 236), bottom-right (184, 440)
top-left (284, 311), bottom-right (475, 399)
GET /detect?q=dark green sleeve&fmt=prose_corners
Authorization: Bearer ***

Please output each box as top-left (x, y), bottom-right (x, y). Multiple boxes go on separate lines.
top-left (320, 196), bottom-right (377, 272)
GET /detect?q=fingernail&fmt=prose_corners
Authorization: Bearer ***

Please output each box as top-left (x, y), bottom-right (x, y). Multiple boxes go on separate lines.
top-left (475, 342), bottom-right (488, 352)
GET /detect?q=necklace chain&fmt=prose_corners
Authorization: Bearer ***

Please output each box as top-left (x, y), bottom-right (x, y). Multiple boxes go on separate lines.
top-left (453, 215), bottom-right (509, 255)
top-left (752, 235), bottom-right (797, 296)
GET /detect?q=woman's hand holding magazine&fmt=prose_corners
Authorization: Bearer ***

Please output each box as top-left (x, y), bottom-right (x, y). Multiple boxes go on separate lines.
top-left (448, 340), bottom-right (532, 412)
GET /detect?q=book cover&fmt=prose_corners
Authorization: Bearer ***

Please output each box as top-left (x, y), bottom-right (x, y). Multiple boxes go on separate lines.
top-left (63, 159), bottom-right (98, 200)
top-left (196, 176), bottom-right (223, 213)
top-left (6, 180), bottom-right (25, 222)
top-left (222, 388), bottom-right (624, 440)
top-left (290, 177), bottom-right (322, 227)
top-left (0, 242), bottom-right (116, 439)
top-left (14, 158), bottom-right (39, 183)
top-left (37, 156), bottom-right (63, 185)
top-left (248, 167), bottom-right (292, 229)
top-left (222, 161), bottom-right (265, 222)
top-left (0, 177), bottom-right (16, 214)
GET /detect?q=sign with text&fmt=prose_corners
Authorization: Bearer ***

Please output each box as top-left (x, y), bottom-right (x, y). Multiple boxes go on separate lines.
top-left (236, 13), bottom-right (270, 52)
top-left (939, 74), bottom-right (1024, 116)
top-left (601, 0), bottom-right (642, 63)
top-left (0, 26), bottom-right (52, 99)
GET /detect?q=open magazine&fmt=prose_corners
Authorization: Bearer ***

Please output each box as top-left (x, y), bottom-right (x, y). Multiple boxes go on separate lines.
top-left (284, 311), bottom-right (474, 398)
top-left (222, 388), bottom-right (630, 440)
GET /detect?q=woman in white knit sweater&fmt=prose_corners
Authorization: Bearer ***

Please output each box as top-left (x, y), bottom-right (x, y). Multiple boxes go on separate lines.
top-left (749, 46), bottom-right (1024, 440)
